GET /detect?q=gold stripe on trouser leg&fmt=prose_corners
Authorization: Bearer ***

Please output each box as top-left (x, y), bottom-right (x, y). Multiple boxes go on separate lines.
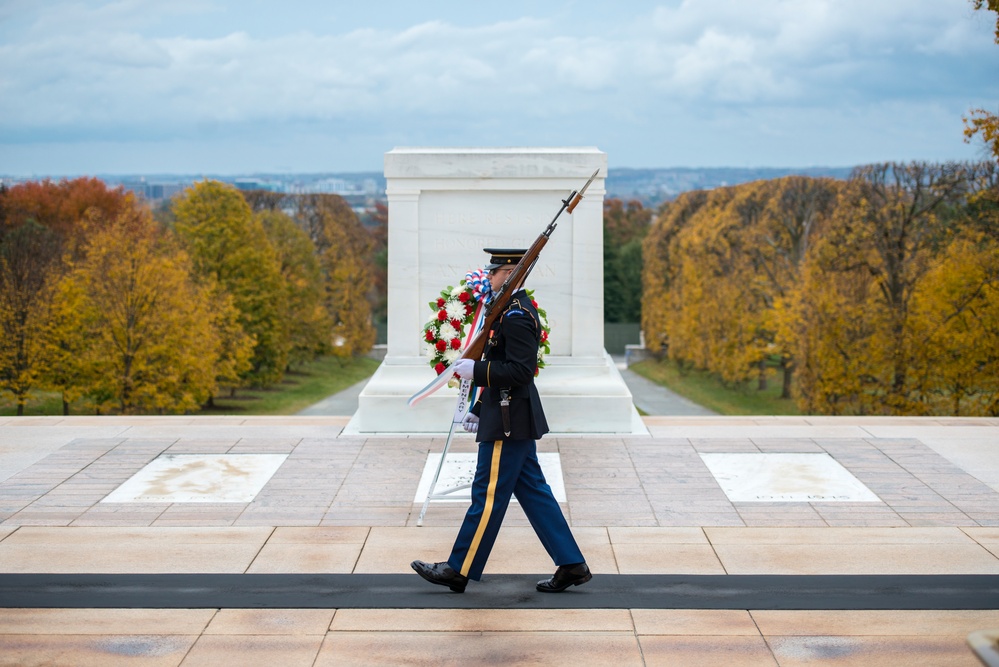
top-left (460, 440), bottom-right (503, 577)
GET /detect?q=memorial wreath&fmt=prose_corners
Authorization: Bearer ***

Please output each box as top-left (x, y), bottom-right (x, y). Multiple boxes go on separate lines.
top-left (422, 268), bottom-right (550, 377)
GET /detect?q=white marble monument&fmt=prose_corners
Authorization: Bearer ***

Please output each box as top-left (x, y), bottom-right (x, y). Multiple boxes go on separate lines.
top-left (345, 147), bottom-right (639, 434)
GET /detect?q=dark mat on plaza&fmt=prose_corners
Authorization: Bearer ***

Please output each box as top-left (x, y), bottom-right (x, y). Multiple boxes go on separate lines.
top-left (2, 573), bottom-right (998, 609)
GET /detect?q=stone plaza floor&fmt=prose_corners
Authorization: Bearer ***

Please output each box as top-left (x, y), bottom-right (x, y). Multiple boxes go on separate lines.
top-left (0, 415), bottom-right (997, 665)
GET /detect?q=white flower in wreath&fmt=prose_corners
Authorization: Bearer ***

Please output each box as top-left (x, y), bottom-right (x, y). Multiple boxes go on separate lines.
top-left (445, 300), bottom-right (466, 321)
top-left (450, 285), bottom-right (465, 298)
top-left (424, 344), bottom-right (437, 359)
top-left (438, 323), bottom-right (458, 342)
top-left (443, 348), bottom-right (462, 364)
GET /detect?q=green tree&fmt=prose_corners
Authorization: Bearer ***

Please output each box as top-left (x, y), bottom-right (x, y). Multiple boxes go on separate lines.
top-left (173, 181), bottom-right (290, 385)
top-left (604, 199), bottom-right (652, 323)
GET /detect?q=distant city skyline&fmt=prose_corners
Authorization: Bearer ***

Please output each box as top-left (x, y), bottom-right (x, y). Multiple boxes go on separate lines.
top-left (5, 165), bottom-right (853, 208)
top-left (1, 1), bottom-right (996, 177)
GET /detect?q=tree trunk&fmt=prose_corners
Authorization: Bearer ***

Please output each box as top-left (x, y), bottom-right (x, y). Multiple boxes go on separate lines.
top-left (781, 362), bottom-right (793, 400)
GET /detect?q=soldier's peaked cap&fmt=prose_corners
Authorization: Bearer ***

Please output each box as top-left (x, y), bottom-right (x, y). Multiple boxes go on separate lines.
top-left (484, 248), bottom-right (527, 271)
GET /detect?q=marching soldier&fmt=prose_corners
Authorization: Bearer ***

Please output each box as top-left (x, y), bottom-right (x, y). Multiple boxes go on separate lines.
top-left (411, 248), bottom-right (591, 593)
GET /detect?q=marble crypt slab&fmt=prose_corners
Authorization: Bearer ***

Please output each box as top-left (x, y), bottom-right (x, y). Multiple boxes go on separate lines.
top-left (101, 454), bottom-right (288, 503)
top-left (699, 453), bottom-right (881, 503)
top-left (414, 452), bottom-right (566, 503)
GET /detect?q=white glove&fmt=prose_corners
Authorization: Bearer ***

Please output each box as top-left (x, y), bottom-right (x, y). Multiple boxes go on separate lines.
top-left (462, 413), bottom-right (479, 433)
top-left (452, 359), bottom-right (475, 379)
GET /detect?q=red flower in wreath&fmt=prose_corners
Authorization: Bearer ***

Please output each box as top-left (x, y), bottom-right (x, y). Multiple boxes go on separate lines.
top-left (423, 275), bottom-right (550, 378)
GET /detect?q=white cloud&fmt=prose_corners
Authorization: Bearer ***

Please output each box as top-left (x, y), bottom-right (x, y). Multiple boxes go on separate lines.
top-left (0, 0), bottom-right (995, 172)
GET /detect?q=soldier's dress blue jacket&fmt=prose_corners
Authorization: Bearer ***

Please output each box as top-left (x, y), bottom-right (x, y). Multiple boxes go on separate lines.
top-left (446, 289), bottom-right (585, 581)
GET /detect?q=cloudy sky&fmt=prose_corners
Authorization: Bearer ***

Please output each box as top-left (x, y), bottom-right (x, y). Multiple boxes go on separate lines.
top-left (1, 0), bottom-right (995, 176)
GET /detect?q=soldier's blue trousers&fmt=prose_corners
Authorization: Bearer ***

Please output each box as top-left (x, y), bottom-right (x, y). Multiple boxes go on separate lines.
top-left (447, 438), bottom-right (584, 581)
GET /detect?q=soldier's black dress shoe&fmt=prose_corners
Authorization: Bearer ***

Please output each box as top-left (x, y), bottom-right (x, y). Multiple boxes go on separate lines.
top-left (536, 562), bottom-right (592, 592)
top-left (411, 560), bottom-right (469, 593)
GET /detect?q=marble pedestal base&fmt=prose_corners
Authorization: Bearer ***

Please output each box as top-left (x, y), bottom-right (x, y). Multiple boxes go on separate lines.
top-left (344, 353), bottom-right (643, 435)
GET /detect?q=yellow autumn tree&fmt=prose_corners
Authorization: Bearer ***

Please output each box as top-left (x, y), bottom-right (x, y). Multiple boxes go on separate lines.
top-left (34, 270), bottom-right (88, 415)
top-left (172, 180), bottom-right (290, 385)
top-left (751, 177), bottom-right (840, 398)
top-left (906, 162), bottom-right (999, 415)
top-left (296, 194), bottom-right (375, 358)
top-left (641, 190), bottom-right (708, 356)
top-left (821, 163), bottom-right (967, 413)
top-left (644, 182), bottom-right (796, 389)
top-left (790, 237), bottom-right (886, 414)
top-left (0, 221), bottom-right (62, 414)
top-left (258, 209), bottom-right (332, 366)
top-left (679, 185), bottom-right (763, 385)
top-left (908, 231), bottom-right (999, 414)
top-left (43, 207), bottom-right (220, 414)
top-left (710, 182), bottom-right (778, 387)
top-left (0, 178), bottom-right (130, 414)
top-left (642, 162), bottom-right (995, 415)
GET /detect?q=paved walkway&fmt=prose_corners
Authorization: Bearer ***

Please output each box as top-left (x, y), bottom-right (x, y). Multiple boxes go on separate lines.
top-left (617, 365), bottom-right (717, 416)
top-left (0, 415), bottom-right (997, 665)
top-left (298, 379), bottom-right (369, 416)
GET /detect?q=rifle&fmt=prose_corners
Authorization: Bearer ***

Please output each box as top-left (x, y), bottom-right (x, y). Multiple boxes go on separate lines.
top-left (408, 168), bottom-right (599, 407)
